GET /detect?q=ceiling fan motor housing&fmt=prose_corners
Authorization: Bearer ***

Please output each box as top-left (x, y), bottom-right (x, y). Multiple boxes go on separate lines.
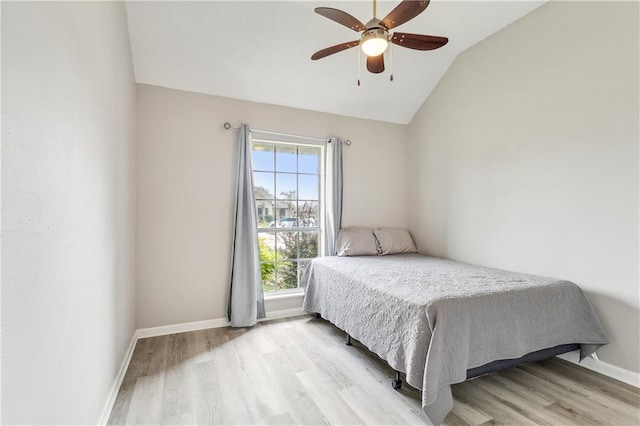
top-left (361, 19), bottom-right (389, 57)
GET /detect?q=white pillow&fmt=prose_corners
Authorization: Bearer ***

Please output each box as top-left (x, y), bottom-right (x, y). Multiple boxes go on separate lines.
top-left (336, 228), bottom-right (379, 256)
top-left (373, 228), bottom-right (417, 255)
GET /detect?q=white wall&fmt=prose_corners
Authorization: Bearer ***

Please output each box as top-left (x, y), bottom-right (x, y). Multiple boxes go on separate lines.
top-left (408, 1), bottom-right (639, 373)
top-left (2, 3), bottom-right (136, 424)
top-left (136, 84), bottom-right (408, 328)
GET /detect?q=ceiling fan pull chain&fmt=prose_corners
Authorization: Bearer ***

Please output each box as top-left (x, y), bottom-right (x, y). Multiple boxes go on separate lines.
top-left (357, 48), bottom-right (361, 86)
top-left (390, 40), bottom-right (394, 82)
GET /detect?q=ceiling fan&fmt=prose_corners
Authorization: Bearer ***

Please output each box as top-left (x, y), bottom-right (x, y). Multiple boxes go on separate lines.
top-left (311, 0), bottom-right (448, 76)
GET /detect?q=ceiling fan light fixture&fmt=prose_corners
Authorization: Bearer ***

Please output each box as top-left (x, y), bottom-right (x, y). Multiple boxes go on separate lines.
top-left (311, 1), bottom-right (448, 75)
top-left (360, 28), bottom-right (388, 57)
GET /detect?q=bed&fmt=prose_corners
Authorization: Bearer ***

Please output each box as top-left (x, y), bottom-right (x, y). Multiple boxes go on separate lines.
top-left (300, 253), bottom-right (608, 425)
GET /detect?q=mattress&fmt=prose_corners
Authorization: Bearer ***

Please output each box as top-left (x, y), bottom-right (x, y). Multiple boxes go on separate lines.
top-left (301, 254), bottom-right (608, 425)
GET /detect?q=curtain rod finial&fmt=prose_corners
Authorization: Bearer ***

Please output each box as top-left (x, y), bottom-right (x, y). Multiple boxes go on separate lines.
top-left (223, 122), bottom-right (232, 130)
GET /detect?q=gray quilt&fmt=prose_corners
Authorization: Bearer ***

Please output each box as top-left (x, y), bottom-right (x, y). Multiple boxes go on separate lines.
top-left (300, 254), bottom-right (608, 425)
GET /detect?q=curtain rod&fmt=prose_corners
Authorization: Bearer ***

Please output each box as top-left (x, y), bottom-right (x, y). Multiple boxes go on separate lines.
top-left (223, 122), bottom-right (352, 146)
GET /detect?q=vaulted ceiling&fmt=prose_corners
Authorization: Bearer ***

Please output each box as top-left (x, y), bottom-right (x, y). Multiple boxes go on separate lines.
top-left (125, 1), bottom-right (545, 124)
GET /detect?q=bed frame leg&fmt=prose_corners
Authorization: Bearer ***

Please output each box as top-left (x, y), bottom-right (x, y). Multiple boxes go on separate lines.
top-left (346, 333), bottom-right (352, 346)
top-left (392, 370), bottom-right (402, 390)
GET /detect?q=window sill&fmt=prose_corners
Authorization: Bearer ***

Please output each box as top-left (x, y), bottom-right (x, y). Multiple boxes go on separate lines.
top-left (264, 289), bottom-right (305, 301)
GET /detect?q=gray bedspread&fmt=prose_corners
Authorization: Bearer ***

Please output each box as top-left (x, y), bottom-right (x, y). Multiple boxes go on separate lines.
top-left (301, 254), bottom-right (608, 425)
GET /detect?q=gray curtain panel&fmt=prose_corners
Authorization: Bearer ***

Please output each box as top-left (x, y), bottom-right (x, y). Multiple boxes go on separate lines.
top-left (228, 124), bottom-right (266, 327)
top-left (325, 137), bottom-right (343, 256)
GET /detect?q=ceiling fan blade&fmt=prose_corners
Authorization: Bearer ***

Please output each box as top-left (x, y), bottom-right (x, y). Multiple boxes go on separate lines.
top-left (315, 7), bottom-right (367, 32)
top-left (391, 33), bottom-right (448, 50)
top-left (311, 40), bottom-right (360, 60)
top-left (366, 54), bottom-right (385, 74)
top-left (380, 1), bottom-right (430, 30)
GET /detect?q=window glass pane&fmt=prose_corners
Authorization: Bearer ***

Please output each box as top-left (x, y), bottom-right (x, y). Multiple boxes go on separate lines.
top-left (261, 202), bottom-right (278, 228)
top-left (298, 174), bottom-right (319, 200)
top-left (276, 173), bottom-right (297, 200)
top-left (274, 201), bottom-right (296, 228)
top-left (276, 261), bottom-right (298, 290)
top-left (299, 231), bottom-right (319, 259)
top-left (252, 142), bottom-right (274, 171)
top-left (253, 172), bottom-right (274, 199)
top-left (298, 201), bottom-right (319, 228)
top-left (256, 201), bottom-right (275, 228)
top-left (298, 146), bottom-right (320, 174)
top-left (254, 185), bottom-right (274, 200)
top-left (261, 262), bottom-right (276, 292)
top-left (259, 231), bottom-right (277, 293)
top-left (258, 233), bottom-right (276, 262)
top-left (276, 231), bottom-right (298, 260)
top-left (276, 144), bottom-right (297, 173)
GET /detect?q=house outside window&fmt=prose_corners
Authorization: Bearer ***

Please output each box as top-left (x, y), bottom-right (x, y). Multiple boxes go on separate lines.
top-left (252, 139), bottom-right (324, 293)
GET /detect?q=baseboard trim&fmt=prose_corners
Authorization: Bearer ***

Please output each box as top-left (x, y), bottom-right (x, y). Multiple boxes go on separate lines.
top-left (136, 317), bottom-right (230, 339)
top-left (135, 308), bottom-right (307, 340)
top-left (262, 307), bottom-right (307, 321)
top-left (97, 332), bottom-right (138, 425)
top-left (557, 351), bottom-right (639, 388)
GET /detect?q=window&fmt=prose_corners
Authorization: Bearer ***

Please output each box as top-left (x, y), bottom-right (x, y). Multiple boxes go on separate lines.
top-left (252, 139), bottom-right (323, 293)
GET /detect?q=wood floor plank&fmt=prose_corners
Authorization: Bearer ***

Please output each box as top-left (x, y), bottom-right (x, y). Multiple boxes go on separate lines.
top-left (187, 328), bottom-right (235, 424)
top-left (284, 321), bottom-right (354, 390)
top-left (189, 360), bottom-right (226, 425)
top-left (338, 384), bottom-right (415, 425)
top-left (266, 328), bottom-right (316, 374)
top-left (297, 369), bottom-right (365, 425)
top-left (232, 331), bottom-right (291, 422)
top-left (520, 362), bottom-right (640, 424)
top-left (500, 367), bottom-right (570, 402)
top-left (321, 344), bottom-right (427, 424)
top-left (261, 350), bottom-right (330, 425)
top-left (502, 365), bottom-right (638, 425)
top-left (471, 376), bottom-right (571, 425)
top-left (109, 316), bottom-right (640, 426)
top-left (109, 335), bottom-right (169, 425)
top-left (541, 401), bottom-right (602, 426)
top-left (544, 358), bottom-right (640, 407)
top-left (124, 374), bottom-right (165, 425)
top-left (159, 333), bottom-right (194, 425)
top-left (444, 411), bottom-right (475, 426)
top-left (208, 331), bottom-right (263, 424)
top-left (347, 350), bottom-right (428, 422)
top-left (454, 381), bottom-right (539, 426)
top-left (186, 328), bottom-right (222, 365)
top-left (485, 374), bottom-right (556, 408)
top-left (265, 412), bottom-right (296, 425)
top-left (447, 398), bottom-right (493, 426)
top-left (305, 318), bottom-right (428, 423)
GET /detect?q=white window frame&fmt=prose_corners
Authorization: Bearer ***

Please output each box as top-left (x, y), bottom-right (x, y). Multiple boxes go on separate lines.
top-left (252, 136), bottom-right (325, 295)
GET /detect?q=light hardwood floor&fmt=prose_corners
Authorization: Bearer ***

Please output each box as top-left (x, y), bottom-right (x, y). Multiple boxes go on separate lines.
top-left (108, 315), bottom-right (640, 425)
